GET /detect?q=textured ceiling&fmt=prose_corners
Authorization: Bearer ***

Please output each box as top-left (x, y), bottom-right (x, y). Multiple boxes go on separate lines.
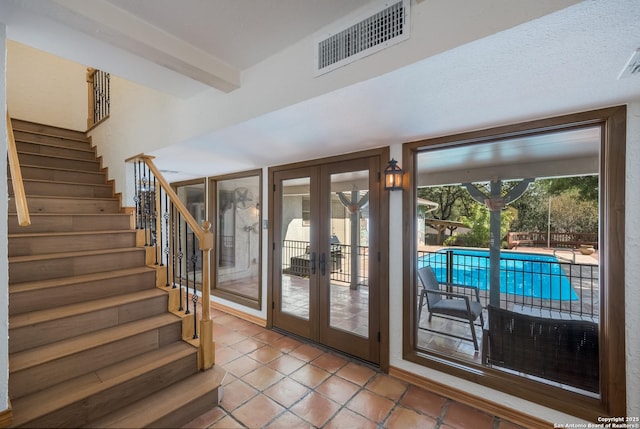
top-left (149, 0), bottom-right (640, 180)
top-left (106, 0), bottom-right (371, 70)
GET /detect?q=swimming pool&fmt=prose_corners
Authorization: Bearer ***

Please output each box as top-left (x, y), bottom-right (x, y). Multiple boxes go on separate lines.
top-left (419, 248), bottom-right (577, 301)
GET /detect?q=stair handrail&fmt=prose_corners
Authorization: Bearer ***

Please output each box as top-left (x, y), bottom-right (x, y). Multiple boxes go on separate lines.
top-left (6, 111), bottom-right (31, 227)
top-left (126, 154), bottom-right (215, 370)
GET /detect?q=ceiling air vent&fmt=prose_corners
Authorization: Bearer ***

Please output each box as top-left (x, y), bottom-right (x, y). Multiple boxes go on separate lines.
top-left (314, 0), bottom-right (410, 76)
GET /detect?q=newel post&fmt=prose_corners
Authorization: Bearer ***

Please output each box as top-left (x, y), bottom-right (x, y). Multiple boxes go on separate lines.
top-left (199, 221), bottom-right (215, 370)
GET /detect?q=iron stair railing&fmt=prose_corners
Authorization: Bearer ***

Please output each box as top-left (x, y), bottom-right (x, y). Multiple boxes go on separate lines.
top-left (126, 154), bottom-right (215, 370)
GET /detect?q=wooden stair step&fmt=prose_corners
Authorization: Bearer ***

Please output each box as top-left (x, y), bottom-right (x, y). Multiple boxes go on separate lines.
top-left (9, 247), bottom-right (146, 283)
top-left (9, 313), bottom-right (182, 399)
top-left (16, 140), bottom-right (96, 160)
top-left (17, 152), bottom-right (101, 172)
top-left (8, 213), bottom-right (132, 233)
top-left (17, 164), bottom-right (106, 184)
top-left (10, 289), bottom-right (168, 353)
top-left (9, 179), bottom-right (113, 198)
top-left (9, 267), bottom-right (157, 315)
top-left (86, 365), bottom-right (225, 429)
top-left (11, 130), bottom-right (91, 151)
top-left (9, 195), bottom-right (121, 214)
top-left (10, 341), bottom-right (197, 428)
top-left (11, 119), bottom-right (88, 141)
top-left (9, 230), bottom-right (136, 256)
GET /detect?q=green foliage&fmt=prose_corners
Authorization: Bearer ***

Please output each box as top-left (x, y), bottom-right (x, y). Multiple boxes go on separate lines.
top-left (417, 185), bottom-right (474, 221)
top-left (543, 175), bottom-right (598, 202)
top-left (450, 205), bottom-right (517, 247)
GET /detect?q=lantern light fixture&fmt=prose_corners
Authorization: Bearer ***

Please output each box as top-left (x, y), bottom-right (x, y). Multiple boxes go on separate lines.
top-left (384, 158), bottom-right (403, 191)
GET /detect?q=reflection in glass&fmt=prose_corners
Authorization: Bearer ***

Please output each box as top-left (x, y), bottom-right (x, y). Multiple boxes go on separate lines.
top-left (215, 175), bottom-right (260, 302)
top-left (329, 171), bottom-right (369, 338)
top-left (280, 177), bottom-right (310, 319)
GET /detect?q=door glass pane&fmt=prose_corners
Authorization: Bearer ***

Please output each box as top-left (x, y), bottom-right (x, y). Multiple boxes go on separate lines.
top-left (280, 177), bottom-right (311, 319)
top-left (215, 175), bottom-right (260, 302)
top-left (329, 171), bottom-right (369, 338)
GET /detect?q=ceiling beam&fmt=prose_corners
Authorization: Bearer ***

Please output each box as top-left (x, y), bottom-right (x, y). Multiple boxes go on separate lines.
top-left (48, 0), bottom-right (240, 92)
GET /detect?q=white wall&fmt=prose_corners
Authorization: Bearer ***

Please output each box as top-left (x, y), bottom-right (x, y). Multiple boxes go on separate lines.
top-left (625, 101), bottom-right (640, 417)
top-left (389, 105), bottom-right (640, 421)
top-left (87, 75), bottom-right (181, 200)
top-left (1, 23), bottom-right (10, 413)
top-left (6, 40), bottom-right (86, 131)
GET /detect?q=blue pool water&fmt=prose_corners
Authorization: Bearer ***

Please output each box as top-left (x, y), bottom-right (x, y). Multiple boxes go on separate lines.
top-left (419, 248), bottom-right (577, 301)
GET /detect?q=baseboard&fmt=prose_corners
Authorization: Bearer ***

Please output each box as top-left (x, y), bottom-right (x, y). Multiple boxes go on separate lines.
top-left (212, 301), bottom-right (266, 327)
top-left (389, 366), bottom-right (552, 429)
top-left (0, 401), bottom-right (13, 428)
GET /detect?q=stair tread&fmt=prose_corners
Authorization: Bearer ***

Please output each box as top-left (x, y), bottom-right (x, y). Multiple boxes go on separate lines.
top-left (9, 267), bottom-right (155, 293)
top-left (10, 313), bottom-right (180, 373)
top-left (9, 246), bottom-right (142, 263)
top-left (9, 229), bottom-right (134, 239)
top-left (15, 137), bottom-right (94, 152)
top-left (10, 342), bottom-right (197, 428)
top-left (18, 149), bottom-right (99, 162)
top-left (18, 163), bottom-right (105, 176)
top-left (15, 194), bottom-right (117, 201)
top-left (10, 289), bottom-right (166, 330)
top-left (9, 212), bottom-right (129, 218)
top-left (87, 365), bottom-right (225, 429)
top-left (11, 178), bottom-right (112, 188)
top-left (11, 125), bottom-right (89, 143)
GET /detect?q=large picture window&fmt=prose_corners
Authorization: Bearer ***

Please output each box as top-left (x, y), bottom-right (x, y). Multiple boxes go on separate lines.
top-left (211, 170), bottom-right (262, 309)
top-left (402, 107), bottom-right (626, 420)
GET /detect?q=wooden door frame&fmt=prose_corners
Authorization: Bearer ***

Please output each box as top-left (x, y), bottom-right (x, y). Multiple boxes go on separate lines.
top-left (267, 147), bottom-right (390, 371)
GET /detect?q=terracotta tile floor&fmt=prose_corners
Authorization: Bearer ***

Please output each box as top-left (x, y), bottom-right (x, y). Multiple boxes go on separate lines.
top-left (182, 308), bottom-right (526, 429)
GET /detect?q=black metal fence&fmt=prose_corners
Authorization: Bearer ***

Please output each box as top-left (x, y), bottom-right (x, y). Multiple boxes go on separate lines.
top-left (282, 240), bottom-right (369, 287)
top-left (418, 249), bottom-right (599, 318)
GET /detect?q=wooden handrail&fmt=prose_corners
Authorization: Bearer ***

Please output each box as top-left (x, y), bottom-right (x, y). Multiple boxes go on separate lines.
top-left (6, 112), bottom-right (31, 226)
top-left (127, 154), bottom-right (215, 369)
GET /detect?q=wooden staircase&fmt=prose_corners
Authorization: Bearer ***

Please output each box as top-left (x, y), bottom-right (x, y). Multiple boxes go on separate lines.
top-left (7, 119), bottom-right (224, 428)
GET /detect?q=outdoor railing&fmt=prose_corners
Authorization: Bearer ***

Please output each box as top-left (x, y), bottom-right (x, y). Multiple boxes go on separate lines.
top-left (126, 154), bottom-right (215, 370)
top-left (418, 249), bottom-right (599, 319)
top-left (282, 240), bottom-right (369, 287)
top-left (507, 231), bottom-right (598, 249)
top-left (7, 111), bottom-right (31, 227)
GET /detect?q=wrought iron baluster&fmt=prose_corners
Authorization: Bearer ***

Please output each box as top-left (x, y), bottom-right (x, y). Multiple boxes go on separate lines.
top-left (178, 212), bottom-right (183, 311)
top-left (171, 201), bottom-right (176, 289)
top-left (133, 160), bottom-right (140, 229)
top-left (192, 229), bottom-right (199, 339)
top-left (152, 175), bottom-right (159, 265)
top-left (184, 222), bottom-right (190, 315)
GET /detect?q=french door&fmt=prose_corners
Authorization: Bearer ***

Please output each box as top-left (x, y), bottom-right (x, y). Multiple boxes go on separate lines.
top-left (271, 155), bottom-right (381, 364)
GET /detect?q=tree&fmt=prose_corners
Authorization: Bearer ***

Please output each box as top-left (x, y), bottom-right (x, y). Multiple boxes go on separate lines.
top-left (418, 185), bottom-right (475, 244)
top-left (446, 205), bottom-right (516, 247)
top-left (544, 175), bottom-right (598, 202)
top-left (509, 181), bottom-right (550, 232)
top-left (549, 189), bottom-right (598, 233)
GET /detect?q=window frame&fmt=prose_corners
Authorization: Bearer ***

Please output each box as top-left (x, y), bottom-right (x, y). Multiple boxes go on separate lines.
top-left (402, 106), bottom-right (626, 420)
top-left (209, 169), bottom-right (263, 310)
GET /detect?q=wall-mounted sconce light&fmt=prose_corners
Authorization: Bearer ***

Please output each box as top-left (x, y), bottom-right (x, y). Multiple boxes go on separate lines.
top-left (384, 158), bottom-right (403, 191)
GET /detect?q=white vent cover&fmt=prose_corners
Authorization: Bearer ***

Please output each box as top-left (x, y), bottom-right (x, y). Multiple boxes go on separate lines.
top-left (619, 48), bottom-right (640, 79)
top-left (314, 0), bottom-right (410, 76)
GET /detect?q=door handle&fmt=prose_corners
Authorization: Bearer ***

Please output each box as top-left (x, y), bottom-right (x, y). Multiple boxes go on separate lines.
top-left (310, 252), bottom-right (316, 274)
top-left (320, 253), bottom-right (326, 276)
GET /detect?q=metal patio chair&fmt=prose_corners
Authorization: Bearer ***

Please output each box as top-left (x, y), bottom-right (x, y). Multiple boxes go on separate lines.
top-left (417, 265), bottom-right (484, 351)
